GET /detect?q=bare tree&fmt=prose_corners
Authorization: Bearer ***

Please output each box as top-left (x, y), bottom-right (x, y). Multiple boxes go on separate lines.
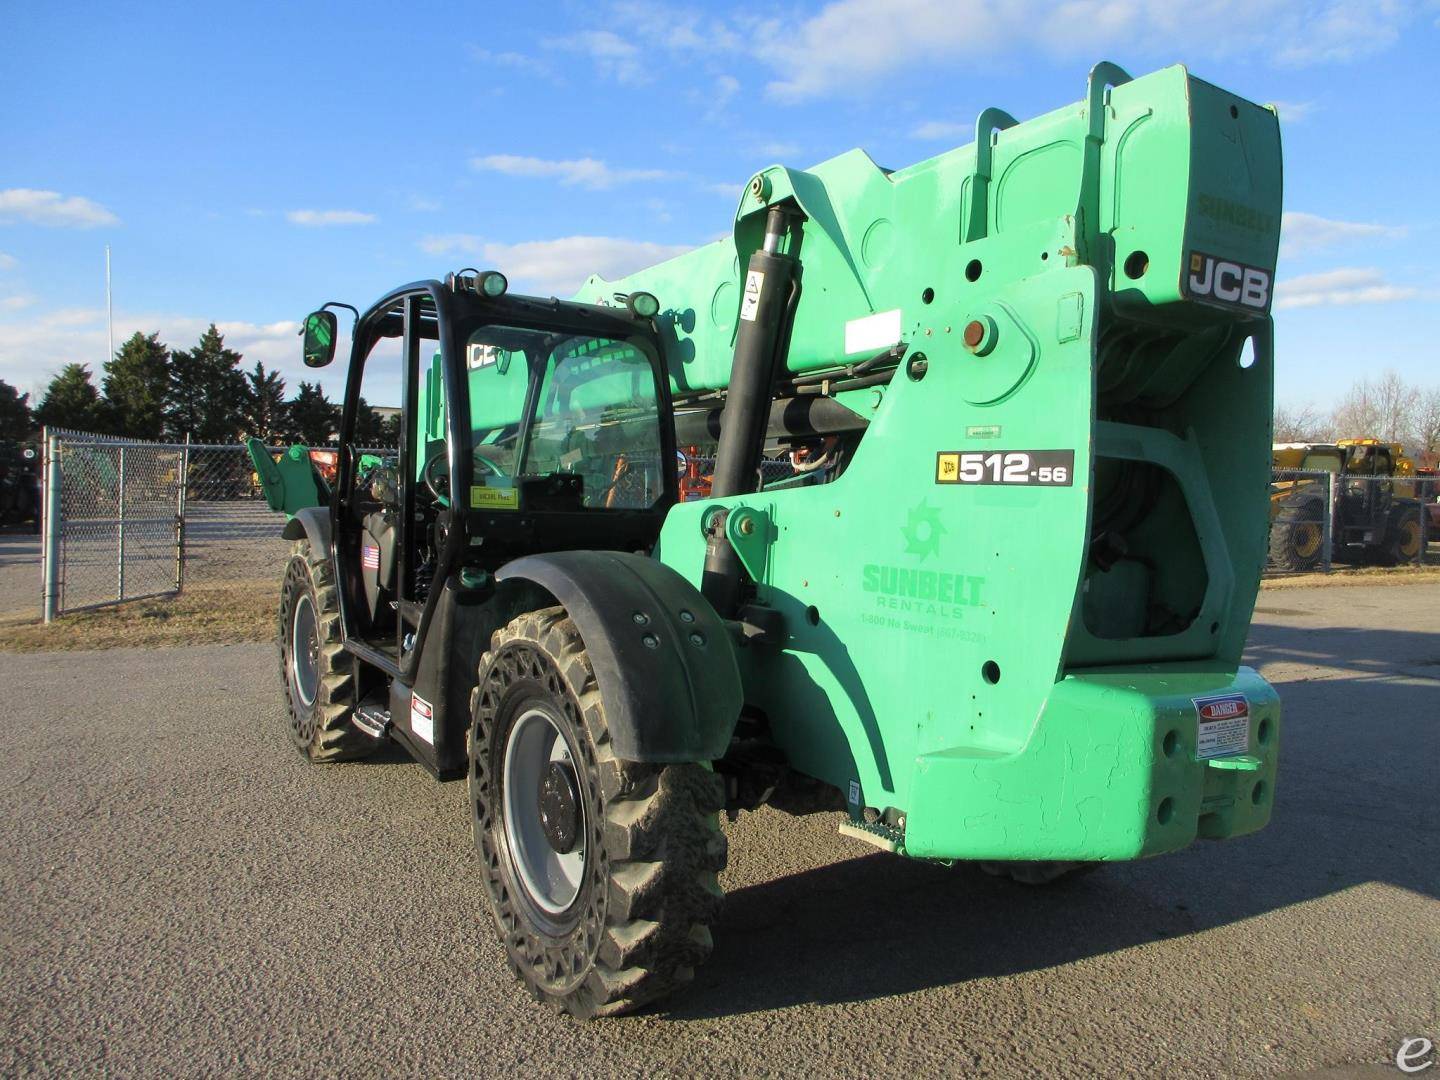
top-left (1411, 387), bottom-right (1440, 463)
top-left (1330, 369), bottom-right (1417, 443)
top-left (1374, 370), bottom-right (1418, 444)
top-left (1273, 403), bottom-right (1326, 443)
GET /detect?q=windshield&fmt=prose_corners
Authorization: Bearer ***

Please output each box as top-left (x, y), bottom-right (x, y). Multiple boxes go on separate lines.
top-left (462, 323), bottom-right (666, 510)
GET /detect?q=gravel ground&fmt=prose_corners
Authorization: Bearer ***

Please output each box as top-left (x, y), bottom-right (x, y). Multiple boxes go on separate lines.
top-left (0, 583), bottom-right (1436, 1077)
top-left (0, 531), bottom-right (42, 616)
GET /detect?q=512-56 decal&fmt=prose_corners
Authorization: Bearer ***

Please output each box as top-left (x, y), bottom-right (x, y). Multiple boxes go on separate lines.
top-left (936, 449), bottom-right (1075, 487)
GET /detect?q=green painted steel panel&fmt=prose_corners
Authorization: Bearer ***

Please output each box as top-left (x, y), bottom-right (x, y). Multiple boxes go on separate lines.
top-left (639, 62), bottom-right (1283, 861)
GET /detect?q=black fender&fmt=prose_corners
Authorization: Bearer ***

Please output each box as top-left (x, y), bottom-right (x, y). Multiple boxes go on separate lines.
top-left (1273, 491), bottom-right (1324, 519)
top-left (280, 505), bottom-right (332, 553)
top-left (495, 550), bottom-right (742, 763)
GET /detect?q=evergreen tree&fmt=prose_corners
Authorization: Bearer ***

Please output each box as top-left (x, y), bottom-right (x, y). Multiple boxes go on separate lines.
top-left (286, 381), bottom-right (338, 446)
top-left (354, 396), bottom-right (388, 447)
top-left (34, 364), bottom-right (104, 432)
top-left (102, 331), bottom-right (171, 438)
top-left (242, 361), bottom-right (288, 443)
top-left (0, 379), bottom-right (34, 441)
top-left (166, 324), bottom-right (247, 441)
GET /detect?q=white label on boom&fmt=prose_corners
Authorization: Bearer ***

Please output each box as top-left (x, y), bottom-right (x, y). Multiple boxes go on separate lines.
top-left (739, 269), bottom-right (765, 322)
top-left (844, 308), bottom-right (902, 355)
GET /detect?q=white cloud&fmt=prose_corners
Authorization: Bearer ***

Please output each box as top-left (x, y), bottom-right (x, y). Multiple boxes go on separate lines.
top-left (1274, 267), bottom-right (1420, 310)
top-left (608, 1), bottom-right (741, 54)
top-left (417, 235), bottom-right (692, 297)
top-left (704, 181), bottom-right (743, 198)
top-left (285, 209), bottom-right (376, 226)
top-left (750, 141), bottom-right (801, 160)
top-left (0, 308), bottom-right (314, 398)
top-left (0, 253), bottom-right (16, 271)
top-left (0, 188), bottom-right (118, 227)
top-left (419, 233), bottom-right (485, 257)
top-left (1272, 0), bottom-right (1404, 65)
top-left (467, 45), bottom-right (555, 78)
top-left (1268, 100), bottom-right (1316, 123)
top-left (909, 119), bottom-right (969, 141)
top-left (546, 29), bottom-right (647, 85)
top-left (713, 74), bottom-right (740, 111)
top-left (754, 0), bottom-right (1414, 102)
top-left (1, 294), bottom-right (34, 311)
top-left (471, 154), bottom-right (672, 190)
top-left (1280, 212), bottom-right (1406, 258)
top-left (407, 195), bottom-right (442, 212)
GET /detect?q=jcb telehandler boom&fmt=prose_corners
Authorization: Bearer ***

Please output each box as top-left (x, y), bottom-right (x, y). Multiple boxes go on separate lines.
top-left (257, 61), bottom-right (1283, 1018)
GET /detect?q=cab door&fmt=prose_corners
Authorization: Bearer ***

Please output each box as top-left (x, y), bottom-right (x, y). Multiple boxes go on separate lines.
top-left (336, 292), bottom-right (434, 659)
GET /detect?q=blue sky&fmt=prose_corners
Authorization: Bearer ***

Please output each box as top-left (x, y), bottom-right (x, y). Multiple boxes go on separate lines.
top-left (1, 0), bottom-right (1436, 412)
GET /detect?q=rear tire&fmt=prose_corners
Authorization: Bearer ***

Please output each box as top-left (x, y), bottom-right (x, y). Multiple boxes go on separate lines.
top-left (979, 860), bottom-right (1100, 886)
top-left (277, 539), bottom-right (374, 762)
top-left (1267, 503), bottom-right (1324, 572)
top-left (469, 606), bottom-right (726, 1018)
top-left (1382, 506), bottom-right (1423, 565)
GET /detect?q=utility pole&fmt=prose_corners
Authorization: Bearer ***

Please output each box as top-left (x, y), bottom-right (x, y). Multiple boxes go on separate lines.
top-left (105, 243), bottom-right (114, 362)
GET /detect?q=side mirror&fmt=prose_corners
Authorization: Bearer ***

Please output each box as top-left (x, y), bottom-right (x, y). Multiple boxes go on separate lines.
top-left (301, 310), bottom-right (338, 368)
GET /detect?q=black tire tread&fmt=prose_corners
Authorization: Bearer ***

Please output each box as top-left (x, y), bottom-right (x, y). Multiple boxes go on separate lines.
top-left (1381, 505), bottom-right (1422, 565)
top-left (278, 539), bottom-right (373, 762)
top-left (1267, 506), bottom-right (1324, 572)
top-left (471, 606), bottom-right (726, 1019)
top-left (979, 860), bottom-right (1100, 886)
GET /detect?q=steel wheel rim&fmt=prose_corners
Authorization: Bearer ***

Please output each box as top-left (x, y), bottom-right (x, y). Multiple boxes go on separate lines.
top-left (1400, 520), bottom-right (1421, 557)
top-left (1293, 522), bottom-right (1322, 559)
top-left (289, 593), bottom-right (320, 709)
top-left (503, 707), bottom-right (586, 916)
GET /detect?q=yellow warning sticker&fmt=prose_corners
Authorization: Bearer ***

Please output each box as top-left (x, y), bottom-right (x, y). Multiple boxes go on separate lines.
top-left (470, 484), bottom-right (519, 510)
top-left (936, 452), bottom-right (960, 483)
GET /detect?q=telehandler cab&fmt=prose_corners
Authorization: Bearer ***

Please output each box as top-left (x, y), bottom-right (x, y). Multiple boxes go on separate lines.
top-left (253, 61), bottom-right (1283, 1017)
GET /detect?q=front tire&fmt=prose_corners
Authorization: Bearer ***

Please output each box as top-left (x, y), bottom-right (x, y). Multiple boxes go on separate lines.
top-left (277, 539), bottom-right (373, 762)
top-left (469, 607), bottom-right (726, 1018)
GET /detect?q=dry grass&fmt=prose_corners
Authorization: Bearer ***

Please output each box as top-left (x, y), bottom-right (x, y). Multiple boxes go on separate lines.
top-left (1, 562), bottom-right (1433, 653)
top-left (1262, 564), bottom-right (1440, 590)
top-left (0, 580), bottom-right (278, 652)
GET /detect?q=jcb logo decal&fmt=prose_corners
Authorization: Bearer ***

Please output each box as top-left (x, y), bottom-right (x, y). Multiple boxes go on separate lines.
top-left (1186, 251), bottom-right (1271, 312)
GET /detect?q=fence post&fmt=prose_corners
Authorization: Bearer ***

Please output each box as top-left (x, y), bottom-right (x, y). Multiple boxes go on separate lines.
top-left (175, 433), bottom-right (190, 593)
top-left (1420, 477), bottom-right (1431, 567)
top-left (1322, 470), bottom-right (1337, 573)
top-left (117, 445), bottom-right (127, 601)
top-left (42, 432), bottom-right (62, 623)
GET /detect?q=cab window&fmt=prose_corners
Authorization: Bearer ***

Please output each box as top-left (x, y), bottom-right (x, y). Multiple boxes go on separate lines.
top-left (465, 325), bottom-right (665, 510)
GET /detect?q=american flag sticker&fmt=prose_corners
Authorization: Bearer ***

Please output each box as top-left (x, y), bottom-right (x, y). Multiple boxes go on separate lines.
top-left (361, 544), bottom-right (380, 570)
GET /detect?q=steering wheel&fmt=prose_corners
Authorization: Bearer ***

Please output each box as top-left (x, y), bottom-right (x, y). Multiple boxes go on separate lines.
top-left (422, 446), bottom-right (506, 508)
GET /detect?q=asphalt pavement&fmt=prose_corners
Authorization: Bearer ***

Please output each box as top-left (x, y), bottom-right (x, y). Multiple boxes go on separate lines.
top-left (1, 584), bottom-right (1436, 1077)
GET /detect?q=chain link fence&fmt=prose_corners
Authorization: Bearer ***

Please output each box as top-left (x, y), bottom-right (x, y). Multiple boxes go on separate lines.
top-left (180, 443), bottom-right (298, 590)
top-left (1265, 468), bottom-right (1436, 575)
top-left (40, 429), bottom-right (185, 618)
top-left (40, 431), bottom-right (300, 620)
top-left (30, 427), bottom-right (1438, 619)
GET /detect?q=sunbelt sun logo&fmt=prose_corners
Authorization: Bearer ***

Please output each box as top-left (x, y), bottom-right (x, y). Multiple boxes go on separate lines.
top-left (860, 499), bottom-right (985, 619)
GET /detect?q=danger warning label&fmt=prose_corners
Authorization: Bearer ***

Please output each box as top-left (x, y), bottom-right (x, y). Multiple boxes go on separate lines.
top-left (1193, 693), bottom-right (1249, 759)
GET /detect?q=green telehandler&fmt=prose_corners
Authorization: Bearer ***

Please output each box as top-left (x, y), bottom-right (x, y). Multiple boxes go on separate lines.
top-left (251, 60), bottom-right (1283, 1017)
